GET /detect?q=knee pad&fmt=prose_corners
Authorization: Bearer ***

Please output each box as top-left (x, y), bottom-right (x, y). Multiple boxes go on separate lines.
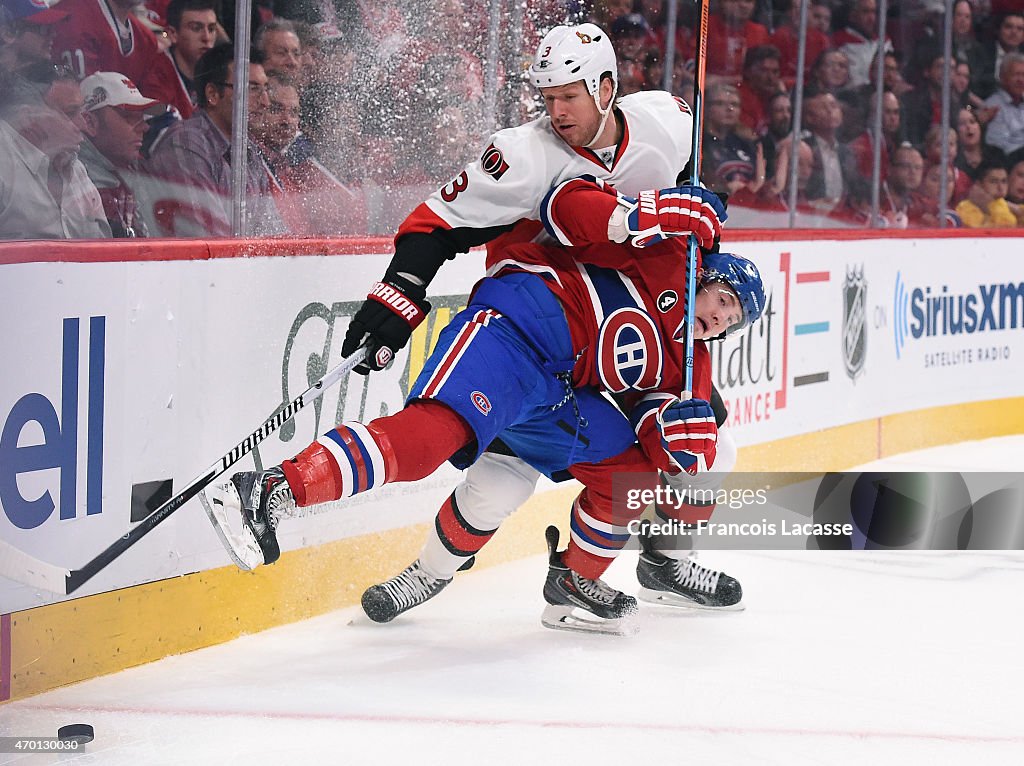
top-left (454, 453), bottom-right (542, 530)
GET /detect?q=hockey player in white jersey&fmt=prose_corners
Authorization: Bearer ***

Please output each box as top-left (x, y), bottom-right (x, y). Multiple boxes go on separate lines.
top-left (341, 23), bottom-right (714, 373)
top-left (337, 24), bottom-right (744, 621)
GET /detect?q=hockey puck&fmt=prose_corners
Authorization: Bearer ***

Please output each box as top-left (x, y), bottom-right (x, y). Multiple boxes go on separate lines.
top-left (57, 724), bottom-right (94, 744)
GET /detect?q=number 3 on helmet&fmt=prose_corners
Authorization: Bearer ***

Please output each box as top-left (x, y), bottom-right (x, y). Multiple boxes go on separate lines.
top-left (529, 23), bottom-right (618, 102)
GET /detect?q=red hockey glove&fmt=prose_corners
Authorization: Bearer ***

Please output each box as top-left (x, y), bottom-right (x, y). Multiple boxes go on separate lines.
top-left (623, 185), bottom-right (727, 249)
top-left (341, 275), bottom-right (431, 374)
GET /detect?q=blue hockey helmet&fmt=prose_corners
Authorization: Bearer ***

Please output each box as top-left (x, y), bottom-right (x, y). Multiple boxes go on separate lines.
top-left (700, 252), bottom-right (765, 336)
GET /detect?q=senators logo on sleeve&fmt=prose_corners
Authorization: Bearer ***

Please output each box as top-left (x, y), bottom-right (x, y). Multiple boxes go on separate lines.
top-left (481, 144), bottom-right (510, 180)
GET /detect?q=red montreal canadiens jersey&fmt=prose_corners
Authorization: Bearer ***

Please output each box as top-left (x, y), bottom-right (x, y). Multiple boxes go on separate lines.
top-left (396, 90), bottom-right (694, 259)
top-left (496, 238), bottom-right (711, 403)
top-left (52, 0), bottom-right (193, 117)
top-left (492, 179), bottom-right (713, 472)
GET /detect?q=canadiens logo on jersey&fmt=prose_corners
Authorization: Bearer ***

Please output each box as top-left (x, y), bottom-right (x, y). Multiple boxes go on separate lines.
top-left (471, 390), bottom-right (492, 415)
top-left (597, 308), bottom-right (664, 393)
top-left (481, 144), bottom-right (509, 180)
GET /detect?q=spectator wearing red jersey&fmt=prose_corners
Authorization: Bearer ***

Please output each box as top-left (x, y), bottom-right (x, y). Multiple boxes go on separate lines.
top-left (706, 0), bottom-right (769, 86)
top-left (922, 124), bottom-right (970, 202)
top-left (736, 44), bottom-right (783, 140)
top-left (809, 0), bottom-right (832, 36)
top-left (770, 0), bottom-right (830, 89)
top-left (909, 163), bottom-right (962, 228)
top-left (50, 0), bottom-right (192, 118)
top-left (636, 0), bottom-right (691, 65)
top-left (847, 90), bottom-right (900, 183)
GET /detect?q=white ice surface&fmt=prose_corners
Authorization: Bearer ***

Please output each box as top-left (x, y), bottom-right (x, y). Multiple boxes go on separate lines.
top-left (2, 437), bottom-right (1024, 765)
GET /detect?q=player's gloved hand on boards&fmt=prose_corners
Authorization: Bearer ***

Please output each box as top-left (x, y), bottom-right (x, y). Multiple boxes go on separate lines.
top-left (341, 275), bottom-right (431, 375)
top-left (656, 397), bottom-right (718, 475)
top-left (615, 185), bottom-right (727, 249)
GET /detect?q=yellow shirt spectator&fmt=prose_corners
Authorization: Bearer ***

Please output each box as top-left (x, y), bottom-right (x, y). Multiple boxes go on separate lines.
top-left (956, 163), bottom-right (1020, 228)
top-left (955, 196), bottom-right (1019, 227)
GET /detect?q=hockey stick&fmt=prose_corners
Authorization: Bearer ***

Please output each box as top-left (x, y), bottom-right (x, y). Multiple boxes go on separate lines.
top-left (62, 346), bottom-right (368, 595)
top-left (0, 538), bottom-right (71, 594)
top-left (682, 0), bottom-right (711, 399)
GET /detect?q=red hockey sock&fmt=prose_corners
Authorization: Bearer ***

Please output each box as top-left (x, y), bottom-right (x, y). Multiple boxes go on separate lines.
top-left (562, 491), bottom-right (621, 580)
top-left (562, 447), bottom-right (657, 579)
top-left (369, 400), bottom-right (475, 482)
top-left (281, 441), bottom-right (339, 506)
top-left (281, 400), bottom-right (475, 505)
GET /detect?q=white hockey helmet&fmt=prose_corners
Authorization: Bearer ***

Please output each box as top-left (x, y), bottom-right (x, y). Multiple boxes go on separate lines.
top-left (530, 23), bottom-right (618, 147)
top-left (529, 23), bottom-right (618, 98)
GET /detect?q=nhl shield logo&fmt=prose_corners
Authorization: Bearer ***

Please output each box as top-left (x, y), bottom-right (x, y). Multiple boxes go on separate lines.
top-left (842, 265), bottom-right (867, 380)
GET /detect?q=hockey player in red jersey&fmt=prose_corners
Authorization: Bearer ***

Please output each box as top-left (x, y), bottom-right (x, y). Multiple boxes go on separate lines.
top-left (203, 176), bottom-right (764, 633)
top-left (327, 23), bottom-right (751, 616)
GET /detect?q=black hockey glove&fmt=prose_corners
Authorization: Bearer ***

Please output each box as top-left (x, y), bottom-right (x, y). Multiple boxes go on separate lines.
top-left (342, 275), bottom-right (432, 375)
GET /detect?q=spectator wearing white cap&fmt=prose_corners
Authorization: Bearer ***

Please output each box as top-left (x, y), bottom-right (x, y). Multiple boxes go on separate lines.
top-left (78, 71), bottom-right (165, 236)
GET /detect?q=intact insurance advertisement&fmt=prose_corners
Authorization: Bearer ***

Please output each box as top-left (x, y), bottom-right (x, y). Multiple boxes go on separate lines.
top-left (716, 237), bottom-right (1024, 449)
top-left (0, 250), bottom-right (481, 612)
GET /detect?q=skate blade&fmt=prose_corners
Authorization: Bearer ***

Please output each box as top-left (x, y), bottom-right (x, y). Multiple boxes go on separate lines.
top-left (638, 587), bottom-right (745, 612)
top-left (198, 482), bottom-right (265, 571)
top-left (541, 604), bottom-right (639, 636)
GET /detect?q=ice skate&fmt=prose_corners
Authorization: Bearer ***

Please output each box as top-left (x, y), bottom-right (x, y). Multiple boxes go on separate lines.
top-left (199, 467), bottom-right (292, 570)
top-left (636, 526), bottom-right (743, 610)
top-left (361, 559), bottom-right (462, 623)
top-left (541, 526), bottom-right (638, 635)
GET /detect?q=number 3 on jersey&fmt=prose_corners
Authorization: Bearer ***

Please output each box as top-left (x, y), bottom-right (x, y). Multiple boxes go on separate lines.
top-left (441, 171), bottom-right (469, 202)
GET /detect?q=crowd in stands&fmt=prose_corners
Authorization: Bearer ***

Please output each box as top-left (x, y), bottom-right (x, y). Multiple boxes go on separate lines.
top-left (3, 0), bottom-right (1024, 240)
top-left (616, 0), bottom-right (1024, 228)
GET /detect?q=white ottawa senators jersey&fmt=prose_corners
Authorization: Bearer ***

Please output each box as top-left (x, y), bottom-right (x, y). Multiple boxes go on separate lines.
top-left (396, 90), bottom-right (694, 258)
